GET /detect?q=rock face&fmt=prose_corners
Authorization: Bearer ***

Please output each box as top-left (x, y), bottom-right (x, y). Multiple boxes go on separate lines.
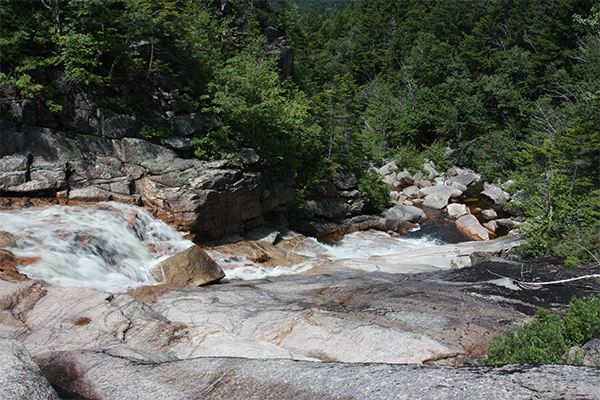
top-left (0, 122), bottom-right (295, 239)
top-left (149, 245), bottom-right (225, 286)
top-left (0, 339), bottom-right (59, 400)
top-left (31, 351), bottom-right (600, 400)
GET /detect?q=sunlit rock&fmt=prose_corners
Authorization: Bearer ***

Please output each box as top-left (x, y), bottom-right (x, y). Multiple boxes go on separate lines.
top-left (447, 203), bottom-right (469, 219)
top-left (150, 245), bottom-right (224, 286)
top-left (0, 339), bottom-right (59, 400)
top-left (456, 214), bottom-right (490, 241)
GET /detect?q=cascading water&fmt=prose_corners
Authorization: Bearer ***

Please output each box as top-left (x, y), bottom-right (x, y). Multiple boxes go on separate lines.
top-left (216, 229), bottom-right (447, 281)
top-left (0, 203), bottom-right (451, 292)
top-left (0, 202), bottom-right (193, 293)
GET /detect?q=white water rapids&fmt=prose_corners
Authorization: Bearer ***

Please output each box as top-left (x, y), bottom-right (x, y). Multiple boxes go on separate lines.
top-left (0, 202), bottom-right (445, 292)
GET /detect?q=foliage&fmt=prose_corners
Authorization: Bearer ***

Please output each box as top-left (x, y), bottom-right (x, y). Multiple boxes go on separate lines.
top-left (140, 125), bottom-right (169, 140)
top-left (563, 295), bottom-right (600, 346)
top-left (483, 308), bottom-right (567, 365)
top-left (483, 295), bottom-right (600, 365)
top-left (204, 40), bottom-right (315, 174)
top-left (357, 173), bottom-right (390, 212)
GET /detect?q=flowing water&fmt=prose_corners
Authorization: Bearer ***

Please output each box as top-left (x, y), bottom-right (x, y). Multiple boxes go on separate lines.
top-left (0, 202), bottom-right (193, 292)
top-left (0, 202), bottom-right (453, 292)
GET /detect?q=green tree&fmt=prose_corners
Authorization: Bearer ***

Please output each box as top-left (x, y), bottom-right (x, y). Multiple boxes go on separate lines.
top-left (204, 40), bottom-right (315, 174)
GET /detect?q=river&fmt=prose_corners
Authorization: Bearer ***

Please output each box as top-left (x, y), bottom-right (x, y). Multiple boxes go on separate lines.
top-left (0, 202), bottom-right (465, 292)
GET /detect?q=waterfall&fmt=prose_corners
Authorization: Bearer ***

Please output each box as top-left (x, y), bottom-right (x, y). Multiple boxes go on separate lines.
top-left (0, 202), bottom-right (193, 293)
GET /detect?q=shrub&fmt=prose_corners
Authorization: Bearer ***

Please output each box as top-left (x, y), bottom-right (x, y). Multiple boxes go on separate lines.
top-left (564, 295), bottom-right (600, 347)
top-left (357, 173), bottom-right (391, 212)
top-left (482, 295), bottom-right (600, 365)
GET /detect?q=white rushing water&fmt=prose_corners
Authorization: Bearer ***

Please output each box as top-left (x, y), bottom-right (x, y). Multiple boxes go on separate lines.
top-left (294, 229), bottom-right (444, 259)
top-left (219, 229), bottom-right (445, 281)
top-left (0, 202), bottom-right (193, 292)
top-left (0, 203), bottom-right (445, 291)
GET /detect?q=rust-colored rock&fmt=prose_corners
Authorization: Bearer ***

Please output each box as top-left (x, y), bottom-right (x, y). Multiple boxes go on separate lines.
top-left (456, 214), bottom-right (490, 241)
top-left (149, 245), bottom-right (224, 286)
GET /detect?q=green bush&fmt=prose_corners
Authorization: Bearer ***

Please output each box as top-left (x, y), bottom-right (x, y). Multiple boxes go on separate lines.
top-left (140, 125), bottom-right (170, 140)
top-left (564, 295), bottom-right (600, 347)
top-left (482, 295), bottom-right (600, 365)
top-left (357, 173), bottom-right (391, 212)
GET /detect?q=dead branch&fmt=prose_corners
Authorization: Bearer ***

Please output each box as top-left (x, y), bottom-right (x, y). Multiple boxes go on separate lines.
top-left (487, 269), bottom-right (600, 289)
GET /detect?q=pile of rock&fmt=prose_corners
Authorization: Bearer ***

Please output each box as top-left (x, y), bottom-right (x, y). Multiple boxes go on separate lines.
top-left (378, 160), bottom-right (518, 241)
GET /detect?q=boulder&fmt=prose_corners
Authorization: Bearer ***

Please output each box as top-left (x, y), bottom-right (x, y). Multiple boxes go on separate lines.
top-left (481, 183), bottom-right (510, 206)
top-left (149, 245), bottom-right (225, 286)
top-left (238, 148), bottom-right (260, 165)
top-left (402, 185), bottom-right (421, 198)
top-left (306, 199), bottom-right (346, 219)
top-left (456, 214), bottom-right (490, 241)
top-left (340, 189), bottom-right (361, 199)
top-left (332, 171), bottom-right (357, 190)
top-left (423, 161), bottom-right (441, 179)
top-left (496, 218), bottom-right (519, 229)
top-left (447, 173), bottom-right (478, 187)
top-left (395, 170), bottom-right (414, 185)
top-left (450, 181), bottom-right (468, 194)
top-left (379, 161), bottom-right (397, 176)
top-left (348, 199), bottom-right (365, 214)
top-left (170, 113), bottom-right (216, 137)
top-left (0, 339), bottom-right (59, 400)
top-left (163, 136), bottom-right (194, 152)
top-left (420, 185), bottom-right (454, 209)
top-left (383, 173), bottom-right (397, 185)
top-left (481, 209), bottom-right (498, 221)
top-left (482, 220), bottom-right (498, 232)
top-left (381, 203), bottom-right (427, 224)
top-left (447, 203), bottom-right (469, 219)
top-left (562, 339), bottom-right (600, 367)
top-left (417, 179), bottom-right (432, 188)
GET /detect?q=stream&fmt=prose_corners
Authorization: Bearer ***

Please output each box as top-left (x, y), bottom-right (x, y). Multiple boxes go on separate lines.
top-left (0, 202), bottom-right (463, 293)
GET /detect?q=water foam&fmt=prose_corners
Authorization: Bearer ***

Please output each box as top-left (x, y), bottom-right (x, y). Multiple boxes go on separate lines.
top-left (0, 202), bottom-right (193, 292)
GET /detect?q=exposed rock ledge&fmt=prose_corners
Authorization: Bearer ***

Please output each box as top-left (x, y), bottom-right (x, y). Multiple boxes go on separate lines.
top-left (0, 121), bottom-right (295, 239)
top-left (2, 236), bottom-right (599, 398)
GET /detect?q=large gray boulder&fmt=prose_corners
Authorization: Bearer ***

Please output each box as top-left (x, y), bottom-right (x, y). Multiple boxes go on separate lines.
top-left (456, 214), bottom-right (490, 241)
top-left (0, 339), bottom-right (59, 400)
top-left (420, 185), bottom-right (455, 209)
top-left (447, 173), bottom-right (478, 187)
top-left (481, 183), bottom-right (511, 206)
top-left (381, 203), bottom-right (426, 225)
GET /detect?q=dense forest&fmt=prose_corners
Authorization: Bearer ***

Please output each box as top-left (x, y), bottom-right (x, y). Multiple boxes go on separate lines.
top-left (1, 0), bottom-right (599, 266)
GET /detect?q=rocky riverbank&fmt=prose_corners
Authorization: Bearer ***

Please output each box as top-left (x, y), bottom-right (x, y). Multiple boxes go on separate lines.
top-left (2, 236), bottom-right (599, 399)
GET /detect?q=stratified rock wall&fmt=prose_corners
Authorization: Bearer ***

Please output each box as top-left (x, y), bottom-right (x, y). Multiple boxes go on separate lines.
top-left (0, 121), bottom-right (295, 239)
